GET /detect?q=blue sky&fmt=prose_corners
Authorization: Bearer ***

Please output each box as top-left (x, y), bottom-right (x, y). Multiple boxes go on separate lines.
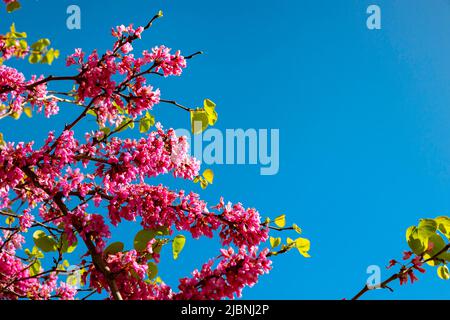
top-left (1, 0), bottom-right (450, 299)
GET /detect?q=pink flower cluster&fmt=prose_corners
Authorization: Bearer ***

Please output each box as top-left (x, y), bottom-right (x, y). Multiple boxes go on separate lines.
top-left (176, 247), bottom-right (272, 300)
top-left (0, 65), bottom-right (58, 118)
top-left (143, 46), bottom-right (187, 77)
top-left (387, 251), bottom-right (426, 286)
top-left (214, 198), bottom-right (269, 248)
top-left (0, 17), bottom-right (280, 301)
top-left (0, 65), bottom-right (26, 115)
top-left (0, 231), bottom-right (75, 300)
top-left (65, 25), bottom-right (186, 127)
top-left (91, 124), bottom-right (200, 191)
top-left (0, 37), bottom-right (28, 61)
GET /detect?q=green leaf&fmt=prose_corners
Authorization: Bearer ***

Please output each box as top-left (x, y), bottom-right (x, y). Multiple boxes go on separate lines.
top-left (116, 118), bottom-right (133, 133)
top-left (292, 223), bottom-right (302, 234)
top-left (33, 230), bottom-right (57, 252)
top-left (202, 169), bottom-right (214, 184)
top-left (134, 230), bottom-right (156, 252)
top-left (86, 109), bottom-right (97, 117)
top-left (66, 274), bottom-right (79, 287)
top-left (6, 1), bottom-right (21, 13)
top-left (31, 38), bottom-right (50, 51)
top-left (190, 110), bottom-right (209, 134)
top-left (32, 246), bottom-right (44, 259)
top-left (100, 127), bottom-right (111, 137)
top-left (203, 99), bottom-right (218, 125)
top-left (103, 241), bottom-right (124, 256)
top-left (147, 262), bottom-right (158, 279)
top-left (29, 259), bottom-right (41, 277)
top-left (207, 110), bottom-right (218, 126)
top-left (28, 53), bottom-right (41, 64)
top-left (5, 216), bottom-right (15, 225)
top-left (60, 234), bottom-right (77, 254)
top-left (43, 49), bottom-right (56, 65)
top-left (23, 107), bottom-right (32, 118)
top-left (423, 234), bottom-right (447, 266)
top-left (435, 216), bottom-right (450, 238)
top-left (437, 265), bottom-right (450, 280)
top-left (19, 40), bottom-right (28, 50)
top-left (9, 23), bottom-right (16, 34)
top-left (294, 237), bottom-right (311, 258)
top-left (417, 219), bottom-right (438, 238)
top-left (274, 214), bottom-right (286, 228)
top-left (203, 99), bottom-right (216, 113)
top-left (10, 111), bottom-right (20, 119)
top-left (200, 178), bottom-right (208, 189)
top-left (270, 237), bottom-right (281, 248)
top-left (172, 235), bottom-right (186, 260)
top-left (25, 246), bottom-right (44, 259)
top-left (406, 226), bottom-right (428, 255)
top-left (139, 112), bottom-right (155, 133)
top-left (134, 227), bottom-right (169, 252)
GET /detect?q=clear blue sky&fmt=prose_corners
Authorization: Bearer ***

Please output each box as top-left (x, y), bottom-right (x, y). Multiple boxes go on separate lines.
top-left (1, 0), bottom-right (450, 299)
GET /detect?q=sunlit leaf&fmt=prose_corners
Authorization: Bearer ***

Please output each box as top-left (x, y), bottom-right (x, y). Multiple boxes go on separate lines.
top-left (33, 230), bottom-right (57, 252)
top-left (147, 262), bottom-right (158, 279)
top-left (294, 237), bottom-right (311, 258)
top-left (270, 237), bottom-right (281, 248)
top-left (190, 110), bottom-right (209, 134)
top-left (437, 265), bottom-right (450, 280)
top-left (103, 241), bottom-right (124, 256)
top-left (292, 223), bottom-right (302, 234)
top-left (172, 235), bottom-right (186, 260)
top-left (29, 259), bottom-right (41, 277)
top-left (23, 107), bottom-right (32, 118)
top-left (274, 214), bottom-right (286, 228)
top-left (202, 169), bottom-right (214, 184)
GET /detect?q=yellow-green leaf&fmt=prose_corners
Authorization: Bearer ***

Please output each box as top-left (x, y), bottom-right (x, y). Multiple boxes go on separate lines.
top-left (172, 235), bottom-right (186, 260)
top-left (406, 226), bottom-right (428, 255)
top-left (6, 1), bottom-right (21, 13)
top-left (190, 110), bottom-right (209, 134)
top-left (200, 178), bottom-right (208, 189)
top-left (33, 230), bottom-right (57, 252)
top-left (147, 262), bottom-right (158, 279)
top-left (134, 230), bottom-right (156, 252)
top-left (437, 265), bottom-right (450, 280)
top-left (5, 216), bottom-right (14, 225)
top-left (422, 234), bottom-right (447, 266)
top-left (292, 223), bottom-right (302, 234)
top-left (274, 214), bottom-right (286, 228)
top-left (23, 107), bottom-right (32, 118)
top-left (28, 53), bottom-right (41, 64)
top-left (103, 241), bottom-right (124, 256)
top-left (60, 233), bottom-right (77, 254)
top-left (29, 259), bottom-right (41, 277)
top-left (202, 169), bottom-right (214, 184)
top-left (294, 237), bottom-right (311, 258)
top-left (270, 237), bottom-right (281, 248)
top-left (435, 216), bottom-right (450, 238)
top-left (139, 112), bottom-right (155, 133)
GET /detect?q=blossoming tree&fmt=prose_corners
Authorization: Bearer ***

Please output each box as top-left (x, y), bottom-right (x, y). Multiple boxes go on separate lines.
top-left (0, 2), bottom-right (310, 300)
top-left (0, 1), bottom-right (448, 301)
